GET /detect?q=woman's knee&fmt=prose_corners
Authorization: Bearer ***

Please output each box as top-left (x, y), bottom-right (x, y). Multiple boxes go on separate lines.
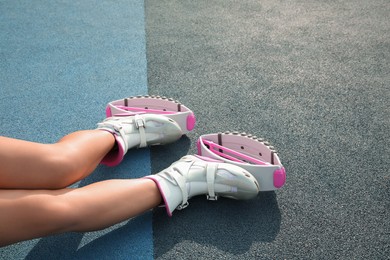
top-left (43, 145), bottom-right (86, 188)
top-left (42, 195), bottom-right (82, 233)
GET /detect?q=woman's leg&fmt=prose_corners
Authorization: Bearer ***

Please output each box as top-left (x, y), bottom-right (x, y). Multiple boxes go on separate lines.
top-left (0, 178), bottom-right (161, 247)
top-left (0, 130), bottom-right (115, 189)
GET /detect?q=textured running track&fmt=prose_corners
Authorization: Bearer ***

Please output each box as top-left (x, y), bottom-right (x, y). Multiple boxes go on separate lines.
top-left (146, 0), bottom-right (389, 259)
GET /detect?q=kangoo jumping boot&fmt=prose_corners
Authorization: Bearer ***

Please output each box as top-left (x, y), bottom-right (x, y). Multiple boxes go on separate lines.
top-left (145, 155), bottom-right (260, 216)
top-left (97, 114), bottom-right (183, 166)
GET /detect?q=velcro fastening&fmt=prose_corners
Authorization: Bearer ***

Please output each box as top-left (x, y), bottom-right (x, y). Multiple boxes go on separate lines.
top-left (206, 164), bottom-right (218, 200)
top-left (134, 114), bottom-right (147, 147)
top-left (170, 168), bottom-right (189, 209)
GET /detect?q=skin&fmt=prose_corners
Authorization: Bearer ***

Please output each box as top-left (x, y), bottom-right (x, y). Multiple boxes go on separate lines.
top-left (0, 131), bottom-right (162, 247)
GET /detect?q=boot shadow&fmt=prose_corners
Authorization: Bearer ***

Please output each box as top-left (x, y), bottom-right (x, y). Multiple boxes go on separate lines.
top-left (153, 192), bottom-right (281, 256)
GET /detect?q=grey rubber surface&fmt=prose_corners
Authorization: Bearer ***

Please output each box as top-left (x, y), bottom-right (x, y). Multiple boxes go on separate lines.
top-left (146, 0), bottom-right (389, 259)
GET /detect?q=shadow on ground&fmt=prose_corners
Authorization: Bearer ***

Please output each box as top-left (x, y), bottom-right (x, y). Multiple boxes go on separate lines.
top-left (25, 214), bottom-right (152, 260)
top-left (153, 192), bottom-right (280, 256)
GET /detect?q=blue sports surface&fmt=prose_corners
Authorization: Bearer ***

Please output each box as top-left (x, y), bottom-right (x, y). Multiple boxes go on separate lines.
top-left (1, 0), bottom-right (152, 259)
top-left (1, 0), bottom-right (389, 259)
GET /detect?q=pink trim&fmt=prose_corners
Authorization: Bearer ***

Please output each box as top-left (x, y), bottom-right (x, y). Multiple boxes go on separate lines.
top-left (105, 106), bottom-right (112, 117)
top-left (112, 112), bottom-right (144, 116)
top-left (273, 167), bottom-right (286, 188)
top-left (100, 134), bottom-right (125, 167)
top-left (186, 113), bottom-right (196, 131)
top-left (201, 139), bottom-right (270, 165)
top-left (116, 105), bottom-right (176, 115)
top-left (144, 176), bottom-right (173, 217)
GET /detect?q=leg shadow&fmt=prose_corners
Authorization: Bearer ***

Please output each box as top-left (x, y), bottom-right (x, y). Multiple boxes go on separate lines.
top-left (150, 135), bottom-right (192, 172)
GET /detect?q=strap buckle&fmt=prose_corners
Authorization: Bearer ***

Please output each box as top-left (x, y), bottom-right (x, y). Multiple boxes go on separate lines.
top-left (177, 201), bottom-right (189, 210)
top-left (207, 195), bottom-right (218, 201)
top-left (135, 116), bottom-right (145, 129)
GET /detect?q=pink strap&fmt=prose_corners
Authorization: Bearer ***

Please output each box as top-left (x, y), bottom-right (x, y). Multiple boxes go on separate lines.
top-left (116, 105), bottom-right (176, 115)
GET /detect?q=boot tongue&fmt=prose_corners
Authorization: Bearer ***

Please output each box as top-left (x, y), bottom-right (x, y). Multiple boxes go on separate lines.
top-left (186, 167), bottom-right (233, 198)
top-left (185, 159), bottom-right (221, 198)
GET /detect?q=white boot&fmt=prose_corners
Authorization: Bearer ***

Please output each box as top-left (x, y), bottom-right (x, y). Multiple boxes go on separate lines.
top-left (97, 114), bottom-right (183, 166)
top-left (145, 155), bottom-right (260, 216)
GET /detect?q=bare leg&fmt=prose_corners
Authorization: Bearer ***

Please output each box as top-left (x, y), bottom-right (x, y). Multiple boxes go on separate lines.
top-left (0, 130), bottom-right (115, 189)
top-left (0, 178), bottom-right (162, 247)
